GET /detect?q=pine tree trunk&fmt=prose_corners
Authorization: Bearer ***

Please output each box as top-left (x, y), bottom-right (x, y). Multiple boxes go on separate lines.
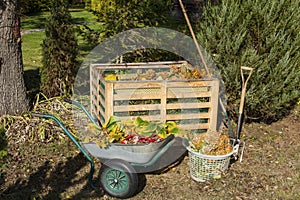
top-left (0, 0), bottom-right (29, 115)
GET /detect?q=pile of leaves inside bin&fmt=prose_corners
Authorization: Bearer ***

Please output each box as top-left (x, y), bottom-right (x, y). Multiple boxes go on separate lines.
top-left (84, 116), bottom-right (184, 148)
top-left (189, 131), bottom-right (233, 156)
top-left (104, 63), bottom-right (209, 81)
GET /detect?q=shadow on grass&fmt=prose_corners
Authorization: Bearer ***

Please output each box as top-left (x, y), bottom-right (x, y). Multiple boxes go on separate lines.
top-left (0, 153), bottom-right (104, 199)
top-left (24, 69), bottom-right (41, 104)
top-left (21, 12), bottom-right (49, 30)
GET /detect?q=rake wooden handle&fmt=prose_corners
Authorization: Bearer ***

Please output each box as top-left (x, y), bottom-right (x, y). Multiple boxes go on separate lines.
top-left (178, 0), bottom-right (210, 75)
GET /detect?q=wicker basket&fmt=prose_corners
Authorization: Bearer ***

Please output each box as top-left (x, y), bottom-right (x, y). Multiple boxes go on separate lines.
top-left (186, 143), bottom-right (240, 182)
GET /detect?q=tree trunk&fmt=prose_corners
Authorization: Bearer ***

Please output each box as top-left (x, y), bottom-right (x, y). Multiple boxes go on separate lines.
top-left (0, 0), bottom-right (29, 115)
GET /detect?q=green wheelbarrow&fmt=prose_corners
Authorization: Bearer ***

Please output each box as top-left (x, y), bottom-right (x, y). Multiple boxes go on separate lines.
top-left (32, 99), bottom-right (187, 199)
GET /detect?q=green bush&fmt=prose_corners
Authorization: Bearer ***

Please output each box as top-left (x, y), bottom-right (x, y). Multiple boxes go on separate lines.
top-left (79, 0), bottom-right (172, 44)
top-left (41, 0), bottom-right (79, 97)
top-left (20, 0), bottom-right (51, 14)
top-left (197, 0), bottom-right (300, 122)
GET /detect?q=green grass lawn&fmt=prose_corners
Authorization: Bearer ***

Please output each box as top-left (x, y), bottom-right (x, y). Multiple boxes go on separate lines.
top-left (22, 32), bottom-right (45, 71)
top-left (21, 12), bottom-right (49, 30)
top-left (21, 9), bottom-right (98, 30)
top-left (21, 9), bottom-right (101, 70)
top-left (70, 9), bottom-right (98, 25)
top-left (21, 9), bottom-right (102, 97)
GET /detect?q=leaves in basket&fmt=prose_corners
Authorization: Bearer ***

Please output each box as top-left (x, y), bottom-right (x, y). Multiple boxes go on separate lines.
top-left (190, 131), bottom-right (233, 155)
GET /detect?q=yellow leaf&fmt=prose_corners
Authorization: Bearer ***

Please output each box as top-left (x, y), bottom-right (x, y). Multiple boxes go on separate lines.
top-left (96, 140), bottom-right (108, 148)
top-left (104, 74), bottom-right (117, 81)
top-left (83, 137), bottom-right (90, 143)
top-left (108, 124), bottom-right (119, 135)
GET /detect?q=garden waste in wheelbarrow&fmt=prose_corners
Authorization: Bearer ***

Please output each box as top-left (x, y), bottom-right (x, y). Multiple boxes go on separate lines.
top-left (32, 98), bottom-right (187, 199)
top-left (83, 134), bottom-right (175, 164)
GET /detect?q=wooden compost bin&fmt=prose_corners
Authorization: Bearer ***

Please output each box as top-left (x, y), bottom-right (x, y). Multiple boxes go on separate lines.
top-left (90, 61), bottom-right (219, 133)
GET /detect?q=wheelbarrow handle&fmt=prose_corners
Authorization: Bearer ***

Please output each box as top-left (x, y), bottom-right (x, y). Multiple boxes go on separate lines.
top-left (63, 97), bottom-right (73, 104)
top-left (31, 112), bottom-right (97, 189)
top-left (31, 112), bottom-right (88, 156)
top-left (31, 112), bottom-right (46, 118)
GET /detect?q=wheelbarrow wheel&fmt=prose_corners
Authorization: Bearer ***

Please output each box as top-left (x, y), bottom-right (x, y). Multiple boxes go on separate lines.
top-left (99, 159), bottom-right (138, 199)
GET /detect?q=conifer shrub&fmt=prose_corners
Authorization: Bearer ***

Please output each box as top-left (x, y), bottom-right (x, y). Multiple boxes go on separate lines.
top-left (197, 0), bottom-right (300, 122)
top-left (41, 0), bottom-right (79, 97)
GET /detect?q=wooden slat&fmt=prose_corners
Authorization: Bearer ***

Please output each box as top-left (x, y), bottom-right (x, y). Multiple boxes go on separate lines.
top-left (96, 72), bottom-right (102, 123)
top-left (93, 64), bottom-right (171, 70)
top-left (114, 104), bottom-right (161, 112)
top-left (167, 91), bottom-right (212, 98)
top-left (117, 115), bottom-right (162, 122)
top-left (114, 93), bottom-right (162, 100)
top-left (160, 82), bottom-right (167, 123)
top-left (91, 61), bottom-right (186, 70)
top-left (167, 80), bottom-right (216, 87)
top-left (113, 82), bottom-right (162, 89)
top-left (105, 82), bottom-right (114, 121)
top-left (209, 79), bottom-right (219, 131)
top-left (168, 86), bottom-right (209, 93)
top-left (118, 74), bottom-right (138, 80)
top-left (90, 66), bottom-right (95, 119)
top-left (166, 102), bottom-right (211, 109)
top-left (179, 123), bottom-right (210, 130)
top-left (114, 102), bottom-right (211, 112)
top-left (114, 88), bottom-right (161, 95)
top-left (166, 113), bottom-right (210, 120)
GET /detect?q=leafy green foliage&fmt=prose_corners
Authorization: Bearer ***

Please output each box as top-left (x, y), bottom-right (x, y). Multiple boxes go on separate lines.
top-left (20, 0), bottom-right (51, 14)
top-left (80, 0), bottom-right (172, 44)
top-left (78, 1), bottom-right (179, 65)
top-left (41, 0), bottom-right (79, 97)
top-left (20, 0), bottom-right (85, 14)
top-left (197, 0), bottom-right (300, 122)
top-left (116, 49), bottom-right (182, 63)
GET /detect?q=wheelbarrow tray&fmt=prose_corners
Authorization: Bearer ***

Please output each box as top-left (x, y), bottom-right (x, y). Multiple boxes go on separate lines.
top-left (82, 134), bottom-right (175, 164)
